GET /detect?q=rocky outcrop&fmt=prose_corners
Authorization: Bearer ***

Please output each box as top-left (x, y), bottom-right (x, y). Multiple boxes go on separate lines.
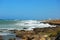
top-left (42, 20), bottom-right (60, 25)
top-left (9, 19), bottom-right (60, 40)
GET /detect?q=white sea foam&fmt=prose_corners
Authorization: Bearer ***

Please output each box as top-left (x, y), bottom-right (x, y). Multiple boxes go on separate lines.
top-left (15, 20), bottom-right (51, 27)
top-left (15, 20), bottom-right (56, 30)
top-left (0, 20), bottom-right (56, 30)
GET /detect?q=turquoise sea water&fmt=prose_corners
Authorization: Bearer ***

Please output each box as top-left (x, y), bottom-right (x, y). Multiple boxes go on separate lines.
top-left (0, 19), bottom-right (53, 30)
top-left (0, 20), bottom-right (24, 30)
top-left (0, 20), bottom-right (39, 30)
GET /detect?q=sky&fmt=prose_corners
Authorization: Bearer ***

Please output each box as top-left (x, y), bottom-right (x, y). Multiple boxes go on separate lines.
top-left (0, 0), bottom-right (60, 20)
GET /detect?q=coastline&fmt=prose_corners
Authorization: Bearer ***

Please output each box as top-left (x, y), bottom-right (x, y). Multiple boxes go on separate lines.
top-left (0, 19), bottom-right (60, 40)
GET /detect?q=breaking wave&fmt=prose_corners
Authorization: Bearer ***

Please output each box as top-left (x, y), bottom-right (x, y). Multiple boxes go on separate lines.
top-left (0, 20), bottom-right (56, 30)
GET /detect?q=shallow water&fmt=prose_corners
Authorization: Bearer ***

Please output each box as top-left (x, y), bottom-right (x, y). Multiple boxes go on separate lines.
top-left (0, 19), bottom-right (53, 30)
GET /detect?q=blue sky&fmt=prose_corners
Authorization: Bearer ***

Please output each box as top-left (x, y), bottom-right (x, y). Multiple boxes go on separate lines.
top-left (0, 0), bottom-right (60, 20)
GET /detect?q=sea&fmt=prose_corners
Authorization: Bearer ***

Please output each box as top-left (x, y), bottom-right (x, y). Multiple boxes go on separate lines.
top-left (0, 19), bottom-right (53, 30)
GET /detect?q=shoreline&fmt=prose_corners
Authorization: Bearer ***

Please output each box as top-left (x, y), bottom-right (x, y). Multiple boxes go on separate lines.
top-left (0, 19), bottom-right (60, 40)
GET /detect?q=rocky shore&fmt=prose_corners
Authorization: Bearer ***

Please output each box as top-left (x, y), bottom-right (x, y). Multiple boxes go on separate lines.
top-left (10, 19), bottom-right (60, 40)
top-left (12, 26), bottom-right (59, 40)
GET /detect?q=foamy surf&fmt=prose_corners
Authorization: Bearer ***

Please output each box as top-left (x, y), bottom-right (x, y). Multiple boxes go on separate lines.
top-left (15, 20), bottom-right (56, 30)
top-left (0, 20), bottom-right (56, 30)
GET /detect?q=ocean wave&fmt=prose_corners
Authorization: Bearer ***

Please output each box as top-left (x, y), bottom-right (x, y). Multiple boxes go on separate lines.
top-left (0, 20), bottom-right (56, 30)
top-left (15, 20), bottom-right (51, 27)
top-left (15, 20), bottom-right (56, 30)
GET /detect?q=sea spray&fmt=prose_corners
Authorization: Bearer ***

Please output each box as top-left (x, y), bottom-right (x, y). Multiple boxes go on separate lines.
top-left (0, 20), bottom-right (56, 30)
